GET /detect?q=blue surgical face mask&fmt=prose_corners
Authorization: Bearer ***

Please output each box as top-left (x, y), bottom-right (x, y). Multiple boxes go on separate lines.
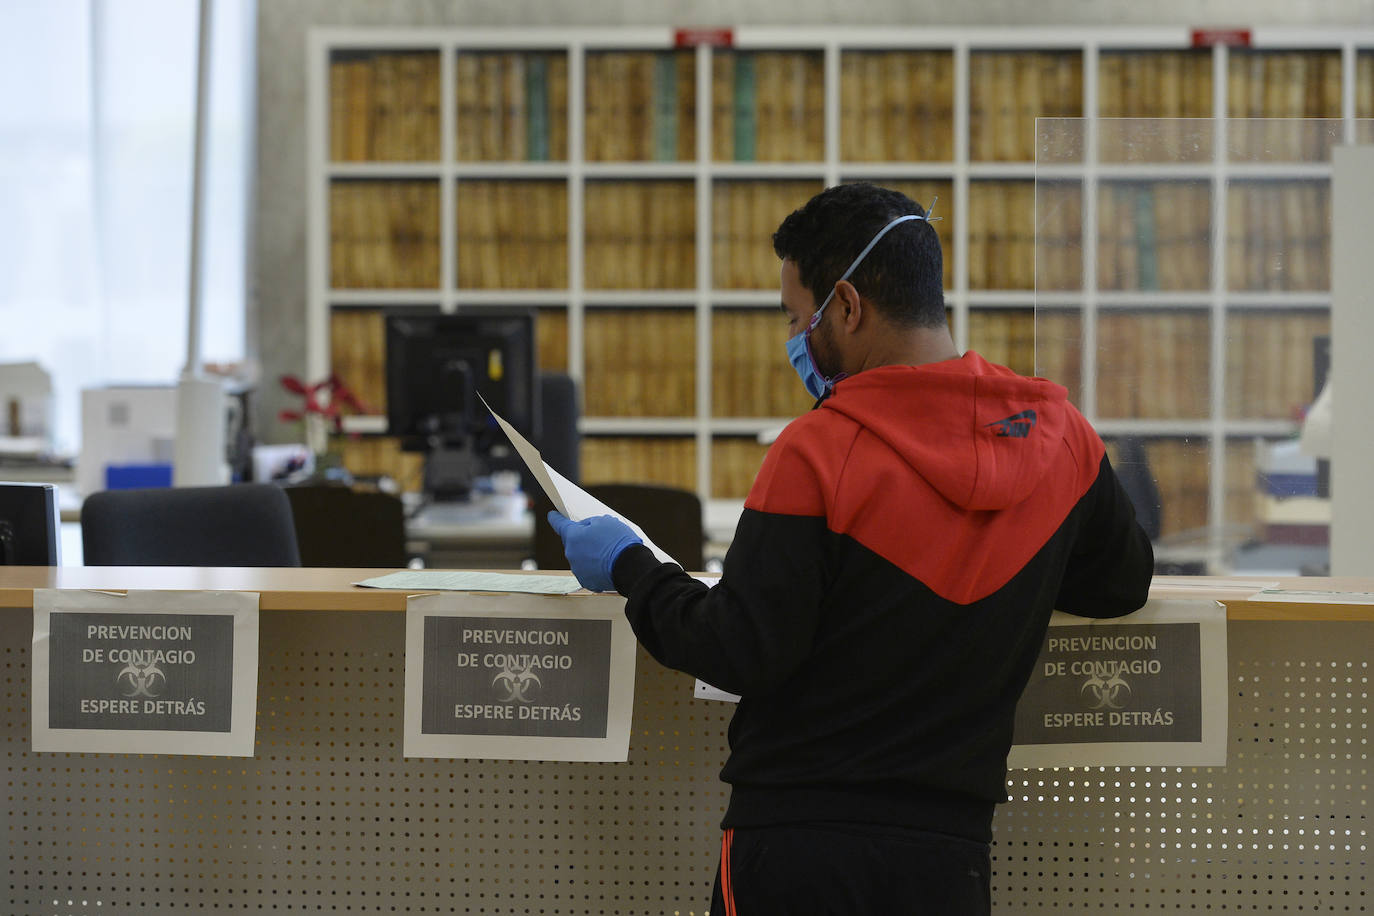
top-left (785, 204), bottom-right (940, 399)
top-left (785, 322), bottom-right (830, 400)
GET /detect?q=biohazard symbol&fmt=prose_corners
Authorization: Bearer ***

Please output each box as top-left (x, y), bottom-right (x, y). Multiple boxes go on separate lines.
top-left (117, 652), bottom-right (166, 698)
top-left (1080, 668), bottom-right (1131, 710)
top-left (492, 662), bottom-right (541, 703)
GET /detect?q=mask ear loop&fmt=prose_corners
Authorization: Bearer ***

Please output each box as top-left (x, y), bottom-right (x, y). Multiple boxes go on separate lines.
top-left (804, 318), bottom-right (846, 390)
top-left (807, 205), bottom-right (941, 393)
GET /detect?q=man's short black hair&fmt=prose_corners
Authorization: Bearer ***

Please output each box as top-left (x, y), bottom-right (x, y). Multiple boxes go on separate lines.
top-left (772, 182), bottom-right (945, 328)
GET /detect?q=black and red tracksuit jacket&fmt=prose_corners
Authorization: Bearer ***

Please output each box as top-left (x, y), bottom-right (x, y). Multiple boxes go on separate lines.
top-left (611, 352), bottom-right (1154, 843)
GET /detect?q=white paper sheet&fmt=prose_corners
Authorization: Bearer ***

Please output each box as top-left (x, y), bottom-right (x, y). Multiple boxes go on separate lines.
top-left (1006, 598), bottom-right (1228, 769)
top-left (1245, 586), bottom-right (1374, 604)
top-left (544, 465), bottom-right (676, 566)
top-left (1151, 576), bottom-right (1279, 592)
top-left (32, 589), bottom-right (260, 757)
top-left (481, 393), bottom-right (569, 517)
top-left (483, 397), bottom-right (678, 567)
top-left (355, 570), bottom-right (583, 595)
top-left (403, 592), bottom-right (637, 762)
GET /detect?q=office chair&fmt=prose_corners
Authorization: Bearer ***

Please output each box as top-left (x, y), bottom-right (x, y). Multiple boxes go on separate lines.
top-left (283, 485), bottom-right (408, 568)
top-left (528, 371), bottom-right (583, 569)
top-left (82, 483), bottom-right (302, 567)
top-left (534, 482), bottom-right (704, 573)
top-left (504, 371), bottom-right (581, 498)
top-left (536, 371), bottom-right (580, 484)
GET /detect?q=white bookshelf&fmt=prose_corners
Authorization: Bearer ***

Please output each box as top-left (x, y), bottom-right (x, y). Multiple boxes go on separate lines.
top-left (307, 26), bottom-right (1374, 565)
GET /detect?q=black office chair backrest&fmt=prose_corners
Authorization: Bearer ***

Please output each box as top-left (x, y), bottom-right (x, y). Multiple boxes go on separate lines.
top-left (283, 485), bottom-right (407, 568)
top-left (534, 482), bottom-right (704, 573)
top-left (531, 487), bottom-right (565, 572)
top-left (537, 372), bottom-right (580, 485)
top-left (82, 484), bottom-right (302, 567)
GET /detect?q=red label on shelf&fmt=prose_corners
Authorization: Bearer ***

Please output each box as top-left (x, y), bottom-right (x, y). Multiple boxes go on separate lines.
top-left (1190, 28), bottom-right (1252, 48)
top-left (674, 27), bottom-right (734, 48)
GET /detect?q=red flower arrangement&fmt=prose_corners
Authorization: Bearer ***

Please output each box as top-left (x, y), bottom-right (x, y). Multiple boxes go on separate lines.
top-left (277, 373), bottom-right (369, 457)
top-left (278, 373), bottom-right (368, 429)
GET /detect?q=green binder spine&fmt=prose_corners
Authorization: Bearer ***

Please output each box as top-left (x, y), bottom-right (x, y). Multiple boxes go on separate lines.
top-left (1135, 184), bottom-right (1158, 291)
top-left (526, 54), bottom-right (550, 161)
top-left (652, 53), bottom-right (678, 161)
top-left (733, 53), bottom-right (756, 162)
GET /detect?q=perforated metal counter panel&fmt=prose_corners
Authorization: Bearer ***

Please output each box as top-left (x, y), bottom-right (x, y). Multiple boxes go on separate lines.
top-left (3, 611), bottom-right (1368, 914)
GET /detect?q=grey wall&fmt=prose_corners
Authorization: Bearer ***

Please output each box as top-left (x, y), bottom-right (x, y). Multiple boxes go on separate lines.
top-left (253, 0), bottom-right (1374, 442)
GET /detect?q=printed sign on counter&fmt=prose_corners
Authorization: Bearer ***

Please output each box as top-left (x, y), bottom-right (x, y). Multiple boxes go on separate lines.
top-left (1007, 598), bottom-right (1227, 769)
top-left (404, 593), bottom-right (636, 762)
top-left (32, 590), bottom-right (260, 756)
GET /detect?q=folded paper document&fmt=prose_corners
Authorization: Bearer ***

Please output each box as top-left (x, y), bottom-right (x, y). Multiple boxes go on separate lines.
top-left (484, 395), bottom-right (724, 700)
top-left (481, 395), bottom-right (677, 567)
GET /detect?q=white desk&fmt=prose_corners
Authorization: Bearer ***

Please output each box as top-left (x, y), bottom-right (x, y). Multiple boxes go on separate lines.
top-left (405, 500), bottom-right (534, 568)
top-left (407, 498), bottom-right (746, 570)
top-left (704, 498), bottom-right (744, 563)
top-left (45, 486), bottom-right (742, 570)
top-left (0, 461), bottom-right (74, 485)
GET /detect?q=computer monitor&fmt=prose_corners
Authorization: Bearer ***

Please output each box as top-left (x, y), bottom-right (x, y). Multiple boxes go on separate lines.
top-left (384, 309), bottom-right (539, 499)
top-left (0, 482), bottom-right (59, 565)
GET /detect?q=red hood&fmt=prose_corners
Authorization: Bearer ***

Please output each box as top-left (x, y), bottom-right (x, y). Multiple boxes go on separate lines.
top-left (820, 352), bottom-right (1069, 511)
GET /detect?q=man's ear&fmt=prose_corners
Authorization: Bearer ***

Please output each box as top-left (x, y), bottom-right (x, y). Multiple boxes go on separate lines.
top-left (832, 280), bottom-right (864, 332)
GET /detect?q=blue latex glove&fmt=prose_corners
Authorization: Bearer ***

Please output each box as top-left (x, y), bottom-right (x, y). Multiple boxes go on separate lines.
top-left (546, 510), bottom-right (643, 593)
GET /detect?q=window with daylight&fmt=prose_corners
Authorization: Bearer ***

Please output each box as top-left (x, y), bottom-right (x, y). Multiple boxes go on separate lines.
top-left (0, 0), bottom-right (254, 454)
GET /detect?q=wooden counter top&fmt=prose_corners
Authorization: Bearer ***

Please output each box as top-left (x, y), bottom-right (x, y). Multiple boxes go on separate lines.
top-left (0, 567), bottom-right (1371, 619)
top-left (0, 566), bottom-right (572, 612)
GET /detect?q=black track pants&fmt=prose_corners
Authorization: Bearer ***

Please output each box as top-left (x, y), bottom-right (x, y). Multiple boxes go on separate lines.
top-left (710, 822), bottom-right (991, 916)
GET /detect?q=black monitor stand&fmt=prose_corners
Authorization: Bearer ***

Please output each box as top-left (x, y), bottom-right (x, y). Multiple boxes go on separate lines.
top-left (423, 439), bottom-right (484, 502)
top-left (419, 356), bottom-right (484, 502)
top-left (0, 520), bottom-right (16, 565)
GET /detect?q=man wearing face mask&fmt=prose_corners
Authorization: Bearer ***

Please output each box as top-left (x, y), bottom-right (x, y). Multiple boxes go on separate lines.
top-left (548, 182), bottom-right (1153, 914)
